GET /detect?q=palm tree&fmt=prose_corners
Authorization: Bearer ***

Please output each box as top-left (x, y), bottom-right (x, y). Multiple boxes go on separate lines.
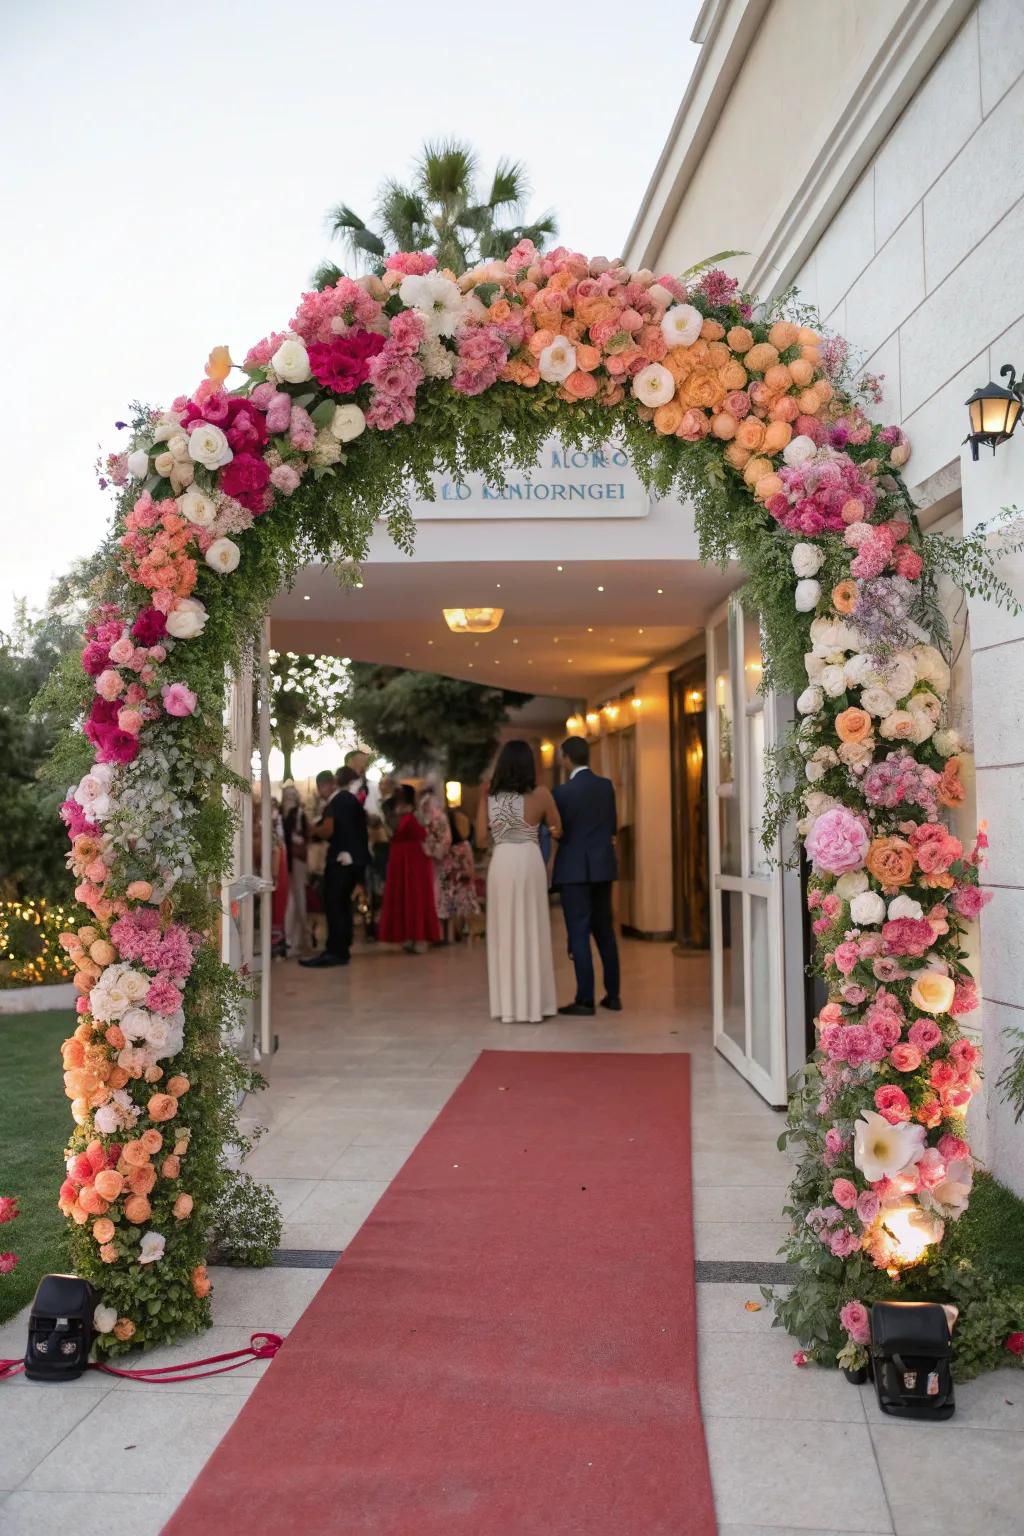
top-left (313, 139), bottom-right (557, 287)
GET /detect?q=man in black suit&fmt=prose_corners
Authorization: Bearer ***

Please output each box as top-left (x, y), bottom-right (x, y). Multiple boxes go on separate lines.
top-left (552, 737), bottom-right (621, 1017)
top-left (300, 767), bottom-right (369, 969)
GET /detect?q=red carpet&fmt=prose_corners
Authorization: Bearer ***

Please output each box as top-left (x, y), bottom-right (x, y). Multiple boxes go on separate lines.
top-left (164, 1051), bottom-right (716, 1536)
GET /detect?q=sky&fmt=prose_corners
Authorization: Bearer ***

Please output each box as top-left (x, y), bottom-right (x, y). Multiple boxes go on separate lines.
top-left (0, 0), bottom-right (701, 632)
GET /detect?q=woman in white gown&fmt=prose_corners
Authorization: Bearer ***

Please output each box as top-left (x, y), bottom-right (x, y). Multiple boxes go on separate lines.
top-left (475, 740), bottom-right (561, 1024)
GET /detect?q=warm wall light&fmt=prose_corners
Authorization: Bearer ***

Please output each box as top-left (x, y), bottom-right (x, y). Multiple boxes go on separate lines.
top-left (565, 714), bottom-right (585, 735)
top-left (445, 780), bottom-right (462, 807)
top-left (602, 704), bottom-right (619, 722)
top-left (882, 1199), bottom-right (944, 1267)
top-left (585, 711), bottom-right (600, 731)
top-left (631, 697), bottom-right (643, 711)
top-left (539, 740), bottom-right (555, 764)
top-left (965, 365), bottom-right (1023, 459)
top-left (443, 607), bottom-right (504, 634)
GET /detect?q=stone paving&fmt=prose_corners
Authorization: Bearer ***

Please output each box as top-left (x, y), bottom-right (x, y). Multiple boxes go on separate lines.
top-left (1, 939), bottom-right (1021, 1534)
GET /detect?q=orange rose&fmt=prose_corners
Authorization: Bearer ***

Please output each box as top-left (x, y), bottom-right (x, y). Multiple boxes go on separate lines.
top-left (192, 1265), bottom-right (212, 1299)
top-left (815, 378), bottom-right (834, 404)
top-left (755, 472), bottom-right (784, 501)
top-left (127, 1164), bottom-right (157, 1196)
top-left (735, 418), bottom-right (766, 453)
top-left (726, 325), bottom-right (754, 353)
top-left (144, 1065), bottom-right (163, 1084)
top-left (800, 344), bottom-right (821, 365)
top-left (74, 1021), bottom-right (94, 1043)
top-left (768, 321), bottom-right (799, 351)
top-left (78, 1186), bottom-right (109, 1217)
top-left (718, 359), bottom-right (748, 391)
top-left (682, 369), bottom-right (725, 410)
top-left (700, 318), bottom-right (725, 341)
top-left (147, 1092), bottom-right (178, 1122)
top-left (711, 411), bottom-right (738, 440)
top-left (705, 340), bottom-right (731, 369)
top-left (70, 1201), bottom-right (90, 1225)
top-left (574, 343), bottom-right (601, 372)
top-left (125, 879), bottom-right (153, 901)
top-left (563, 369), bottom-right (598, 400)
top-left (123, 1195), bottom-right (152, 1225)
top-left (744, 342), bottom-right (779, 374)
top-left (832, 580), bottom-right (859, 614)
top-left (653, 400), bottom-right (684, 435)
top-left (173, 1193), bottom-right (194, 1221)
top-left (835, 707), bottom-right (872, 744)
top-left (92, 1217), bottom-right (116, 1245)
top-left (796, 326), bottom-right (821, 346)
top-left (788, 357), bottom-right (814, 388)
top-left (104, 1025), bottom-right (126, 1050)
top-left (141, 1128), bottom-right (164, 1153)
top-left (89, 939), bottom-right (116, 967)
top-left (93, 1169), bottom-right (124, 1202)
top-left (866, 837), bottom-right (914, 888)
top-left (113, 1318), bottom-right (136, 1341)
top-left (161, 1155), bottom-right (181, 1180)
top-left (108, 1066), bottom-right (130, 1090)
top-left (121, 1139), bottom-right (151, 1168)
top-left (527, 327), bottom-right (556, 358)
top-left (761, 420), bottom-right (792, 455)
top-left (764, 363), bottom-right (792, 392)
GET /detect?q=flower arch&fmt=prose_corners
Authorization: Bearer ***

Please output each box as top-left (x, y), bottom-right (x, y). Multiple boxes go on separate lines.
top-left (58, 243), bottom-right (1005, 1364)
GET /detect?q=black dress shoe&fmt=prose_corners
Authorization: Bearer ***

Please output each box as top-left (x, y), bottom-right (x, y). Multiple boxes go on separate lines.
top-left (600, 996), bottom-right (623, 1012)
top-left (299, 953), bottom-right (347, 968)
top-left (558, 1002), bottom-right (595, 1017)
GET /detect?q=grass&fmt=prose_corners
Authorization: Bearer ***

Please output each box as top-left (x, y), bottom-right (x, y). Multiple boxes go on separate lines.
top-left (0, 1009), bottom-right (72, 1325)
top-left (958, 1169), bottom-right (1024, 1287)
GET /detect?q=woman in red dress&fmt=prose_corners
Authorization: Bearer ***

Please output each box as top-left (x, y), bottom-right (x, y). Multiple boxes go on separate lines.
top-left (378, 785), bottom-right (442, 949)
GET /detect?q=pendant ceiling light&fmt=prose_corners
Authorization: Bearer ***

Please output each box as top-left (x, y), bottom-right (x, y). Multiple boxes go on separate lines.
top-left (443, 607), bottom-right (504, 634)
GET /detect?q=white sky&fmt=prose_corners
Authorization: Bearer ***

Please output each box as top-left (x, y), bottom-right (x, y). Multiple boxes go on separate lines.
top-left (0, 0), bottom-right (701, 631)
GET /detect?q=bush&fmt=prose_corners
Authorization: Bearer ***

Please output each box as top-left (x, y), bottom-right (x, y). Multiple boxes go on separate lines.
top-left (0, 900), bottom-right (76, 989)
top-left (207, 1170), bottom-right (283, 1267)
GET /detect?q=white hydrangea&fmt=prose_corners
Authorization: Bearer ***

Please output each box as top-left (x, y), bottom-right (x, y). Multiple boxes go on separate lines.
top-left (933, 728), bottom-right (962, 757)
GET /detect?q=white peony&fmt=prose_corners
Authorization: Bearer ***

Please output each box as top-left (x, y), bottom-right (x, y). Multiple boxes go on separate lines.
top-left (631, 362), bottom-right (676, 407)
top-left (820, 664), bottom-right (847, 698)
top-left (908, 709), bottom-right (936, 745)
top-left (165, 598), bottom-right (208, 641)
top-left (93, 1103), bottom-right (120, 1134)
top-left (809, 617), bottom-right (859, 655)
top-left (176, 488), bottom-right (216, 527)
top-left (538, 338), bottom-right (577, 385)
top-left (795, 579), bottom-right (821, 613)
top-left (120, 969), bottom-right (149, 1002)
top-left (120, 1006), bottom-right (153, 1042)
top-left (73, 763), bottom-right (115, 820)
top-left (920, 1158), bottom-right (973, 1220)
top-left (912, 643), bottom-right (951, 696)
top-left (398, 272), bottom-right (466, 337)
top-left (804, 652), bottom-right (826, 684)
top-left (860, 686), bottom-right (897, 719)
top-left (791, 542), bottom-right (824, 578)
top-left (844, 653), bottom-right (877, 689)
top-left (854, 1111), bottom-right (926, 1182)
top-left (880, 651), bottom-right (916, 701)
top-left (909, 688), bottom-right (942, 722)
top-left (880, 708), bottom-right (916, 740)
top-left (783, 434), bottom-right (817, 466)
top-left (206, 537), bottom-right (240, 574)
top-left (850, 890), bottom-right (886, 925)
top-left (271, 336), bottom-right (311, 384)
top-left (330, 404), bottom-right (366, 442)
top-left (93, 1304), bottom-right (118, 1334)
top-left (797, 685), bottom-right (824, 716)
top-left (888, 895), bottom-right (923, 921)
top-left (127, 448), bottom-right (150, 479)
top-left (187, 423), bottom-right (233, 470)
top-left (835, 869), bottom-right (869, 900)
top-left (660, 303), bottom-right (703, 348)
top-left (138, 1231), bottom-right (166, 1265)
top-left (933, 728), bottom-right (961, 758)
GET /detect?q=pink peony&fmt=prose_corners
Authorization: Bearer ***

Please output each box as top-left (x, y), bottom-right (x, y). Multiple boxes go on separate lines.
top-left (805, 807), bottom-right (870, 875)
top-left (146, 973), bottom-right (182, 1015)
top-left (384, 251), bottom-right (437, 275)
top-left (161, 683), bottom-right (197, 718)
top-left (219, 452), bottom-right (271, 513)
top-left (830, 1227), bottom-right (862, 1258)
top-left (839, 1299), bottom-right (871, 1345)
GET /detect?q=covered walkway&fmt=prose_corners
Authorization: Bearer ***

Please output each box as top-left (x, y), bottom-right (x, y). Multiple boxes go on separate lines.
top-left (2, 942), bottom-right (1023, 1534)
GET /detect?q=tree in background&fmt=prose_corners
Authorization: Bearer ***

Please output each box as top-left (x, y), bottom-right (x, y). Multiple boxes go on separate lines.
top-left (313, 138), bottom-right (557, 286)
top-left (267, 652), bottom-right (351, 781)
top-left (341, 663), bottom-right (532, 782)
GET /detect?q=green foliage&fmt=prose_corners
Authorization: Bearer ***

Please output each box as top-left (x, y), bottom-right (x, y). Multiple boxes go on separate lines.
top-left (341, 662), bottom-right (532, 781)
top-left (266, 651), bottom-right (351, 781)
top-left (208, 1171), bottom-right (283, 1267)
top-left (0, 899), bottom-right (76, 989)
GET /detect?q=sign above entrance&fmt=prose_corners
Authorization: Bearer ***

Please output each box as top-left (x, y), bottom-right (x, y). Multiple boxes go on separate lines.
top-left (413, 438), bottom-right (650, 519)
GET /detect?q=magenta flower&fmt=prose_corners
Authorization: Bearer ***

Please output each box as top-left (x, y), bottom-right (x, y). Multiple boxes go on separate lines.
top-left (161, 682), bottom-right (198, 718)
top-left (308, 330), bottom-right (386, 395)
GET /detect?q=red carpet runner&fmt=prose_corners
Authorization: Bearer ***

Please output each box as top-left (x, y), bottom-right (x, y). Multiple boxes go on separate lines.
top-left (164, 1051), bottom-right (716, 1536)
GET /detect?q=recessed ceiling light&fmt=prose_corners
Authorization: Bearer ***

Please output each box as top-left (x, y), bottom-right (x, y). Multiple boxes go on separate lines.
top-left (587, 627), bottom-right (593, 633)
top-left (302, 594), bottom-right (311, 602)
top-left (657, 588), bottom-right (664, 595)
top-left (567, 658), bottom-right (574, 664)
top-left (468, 662), bottom-right (474, 668)
top-left (512, 638), bottom-right (519, 645)
top-left (556, 565), bottom-right (564, 572)
top-left (496, 583), bottom-right (501, 589)
top-left (428, 640), bottom-right (434, 646)
top-left (597, 585), bottom-right (604, 592)
top-left (638, 628), bottom-right (644, 635)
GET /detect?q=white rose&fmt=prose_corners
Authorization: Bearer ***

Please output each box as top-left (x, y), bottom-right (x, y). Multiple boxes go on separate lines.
top-left (167, 433), bottom-right (191, 463)
top-left (912, 643), bottom-right (951, 696)
top-left (783, 435), bottom-right (817, 466)
top-left (791, 542), bottom-right (824, 578)
top-left (820, 664), bottom-right (847, 698)
top-left (804, 652), bottom-right (826, 684)
top-left (188, 423), bottom-right (233, 470)
top-left (850, 891), bottom-right (886, 925)
top-left (176, 488), bottom-right (216, 527)
top-left (797, 685), bottom-right (824, 715)
top-left (153, 451), bottom-right (175, 479)
top-left (888, 895), bottom-right (923, 921)
top-left (908, 710), bottom-right (936, 744)
top-left (538, 338), bottom-right (577, 384)
top-left (139, 1231), bottom-right (166, 1266)
top-left (795, 579), bottom-right (821, 613)
top-left (165, 598), bottom-right (208, 641)
top-left (93, 1104), bottom-right (120, 1135)
top-left (206, 537), bottom-right (240, 574)
top-left (127, 449), bottom-right (150, 479)
top-left (838, 738), bottom-right (874, 770)
top-left (860, 686), bottom-right (897, 719)
top-left (631, 362), bottom-right (676, 407)
top-left (880, 708), bottom-right (916, 740)
top-left (835, 870), bottom-right (869, 900)
top-left (331, 404), bottom-right (366, 442)
top-left (660, 303), bottom-right (703, 348)
top-left (120, 1006), bottom-right (152, 1042)
top-left (152, 414), bottom-right (184, 443)
top-left (121, 969), bottom-right (150, 1002)
top-left (933, 728), bottom-right (961, 758)
top-left (271, 336), bottom-right (312, 384)
top-left (93, 1303), bottom-right (118, 1334)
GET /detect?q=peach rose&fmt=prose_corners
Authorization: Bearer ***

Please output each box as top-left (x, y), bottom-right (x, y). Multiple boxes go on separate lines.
top-left (764, 363), bottom-right (792, 393)
top-left (735, 418), bottom-right (766, 453)
top-left (99, 1243), bottom-right (119, 1264)
top-left (866, 837), bottom-right (914, 888)
top-left (744, 343), bottom-right (779, 374)
top-left (726, 325), bottom-right (754, 353)
top-left (832, 580), bottom-right (859, 614)
top-left (724, 442), bottom-right (752, 470)
top-left (742, 456), bottom-right (773, 487)
top-left (78, 1186), bottom-right (109, 1217)
top-left (92, 1217), bottom-right (116, 1245)
top-left (676, 407), bottom-right (710, 441)
top-left (173, 1193), bottom-right (194, 1220)
top-left (796, 326), bottom-right (821, 346)
top-left (122, 1139), bottom-right (151, 1168)
top-left (788, 357), bottom-right (815, 388)
top-left (653, 400), bottom-right (684, 435)
top-left (161, 1155), bottom-right (181, 1180)
top-left (104, 1025), bottom-right (126, 1051)
top-left (192, 1265), bottom-right (212, 1299)
top-left (173, 1133), bottom-right (191, 1156)
top-left (911, 972), bottom-right (956, 1015)
top-left (127, 1164), bottom-right (157, 1196)
top-left (93, 1169), bottom-right (124, 1202)
top-left (574, 344), bottom-right (601, 372)
top-left (141, 1128), bottom-right (165, 1154)
top-left (705, 340), bottom-right (731, 369)
top-left (682, 369), bottom-right (725, 411)
top-left (89, 940), bottom-right (116, 967)
top-left (768, 321), bottom-right (799, 351)
top-left (147, 1092), bottom-right (178, 1122)
top-left (123, 1195), bottom-right (152, 1225)
top-left (62, 1039), bottom-right (85, 1069)
top-left (126, 880), bottom-right (153, 901)
top-left (711, 411), bottom-right (738, 440)
top-left (815, 378), bottom-right (834, 404)
top-left (761, 420), bottom-right (792, 454)
top-left (113, 1318), bottom-right (136, 1341)
top-left (74, 1021), bottom-right (94, 1043)
top-left (700, 319), bottom-right (725, 341)
top-left (563, 369), bottom-right (598, 400)
top-left (70, 1200), bottom-right (90, 1225)
top-left (835, 707), bottom-right (872, 744)
top-left (662, 346), bottom-right (693, 383)
top-left (718, 360), bottom-right (747, 391)
top-left (798, 388), bottom-right (822, 415)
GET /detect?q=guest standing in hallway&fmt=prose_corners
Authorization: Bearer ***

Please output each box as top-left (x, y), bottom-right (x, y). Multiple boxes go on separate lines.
top-left (552, 737), bottom-right (621, 1017)
top-left (300, 767), bottom-right (369, 969)
top-left (378, 784), bottom-right (442, 950)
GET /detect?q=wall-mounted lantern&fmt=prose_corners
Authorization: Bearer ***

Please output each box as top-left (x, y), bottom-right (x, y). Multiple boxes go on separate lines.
top-left (965, 365), bottom-right (1023, 460)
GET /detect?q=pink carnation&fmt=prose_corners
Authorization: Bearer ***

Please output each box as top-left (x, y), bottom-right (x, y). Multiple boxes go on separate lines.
top-left (908, 1019), bottom-right (942, 1054)
top-left (882, 917), bottom-right (935, 958)
top-left (384, 251), bottom-right (437, 275)
top-left (952, 885), bottom-right (992, 918)
top-left (145, 973), bottom-right (182, 1015)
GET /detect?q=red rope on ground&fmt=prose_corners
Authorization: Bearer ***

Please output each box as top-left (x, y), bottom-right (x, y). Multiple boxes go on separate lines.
top-left (0, 1331), bottom-right (283, 1384)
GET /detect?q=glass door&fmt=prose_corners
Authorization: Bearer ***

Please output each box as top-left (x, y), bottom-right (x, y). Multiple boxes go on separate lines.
top-left (707, 597), bottom-right (788, 1105)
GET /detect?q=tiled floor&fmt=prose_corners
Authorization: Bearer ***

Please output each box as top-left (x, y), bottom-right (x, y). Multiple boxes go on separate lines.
top-left (1, 939), bottom-right (1021, 1535)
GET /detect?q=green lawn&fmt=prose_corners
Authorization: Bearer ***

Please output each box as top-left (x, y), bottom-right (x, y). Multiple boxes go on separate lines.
top-left (958, 1169), bottom-right (1024, 1287)
top-left (0, 1009), bottom-right (73, 1325)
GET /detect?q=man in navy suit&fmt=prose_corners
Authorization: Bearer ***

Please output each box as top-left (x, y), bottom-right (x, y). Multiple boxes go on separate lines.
top-left (552, 737), bottom-right (621, 1017)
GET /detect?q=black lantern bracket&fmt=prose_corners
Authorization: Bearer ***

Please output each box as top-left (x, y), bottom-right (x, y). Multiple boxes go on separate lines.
top-left (965, 363), bottom-right (1024, 460)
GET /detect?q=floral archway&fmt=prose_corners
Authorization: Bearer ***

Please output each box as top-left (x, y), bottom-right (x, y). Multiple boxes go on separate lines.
top-left (56, 242), bottom-right (1015, 1367)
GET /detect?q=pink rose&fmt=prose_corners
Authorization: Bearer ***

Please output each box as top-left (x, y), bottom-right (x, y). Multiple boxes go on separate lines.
top-left (874, 1084), bottom-right (911, 1123)
top-left (161, 683), bottom-right (198, 718)
top-left (832, 1178), bottom-right (858, 1210)
top-left (805, 807), bottom-right (870, 876)
top-left (95, 669), bottom-right (125, 701)
top-left (270, 463), bottom-right (301, 496)
top-left (676, 408), bottom-right (711, 442)
top-left (855, 1190), bottom-right (880, 1225)
top-left (117, 708), bottom-right (144, 735)
top-left (890, 1042), bottom-right (922, 1072)
top-left (108, 634), bottom-right (135, 666)
top-left (839, 1299), bottom-right (870, 1345)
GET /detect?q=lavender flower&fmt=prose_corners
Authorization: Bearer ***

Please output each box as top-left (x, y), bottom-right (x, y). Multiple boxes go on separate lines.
top-left (853, 575), bottom-right (916, 651)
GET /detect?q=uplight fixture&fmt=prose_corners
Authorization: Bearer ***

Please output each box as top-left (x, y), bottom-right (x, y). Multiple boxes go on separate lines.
top-left (444, 781), bottom-right (462, 808)
top-left (540, 740), bottom-right (555, 764)
top-left (965, 365), bottom-right (1023, 459)
top-left (443, 607), bottom-right (504, 634)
